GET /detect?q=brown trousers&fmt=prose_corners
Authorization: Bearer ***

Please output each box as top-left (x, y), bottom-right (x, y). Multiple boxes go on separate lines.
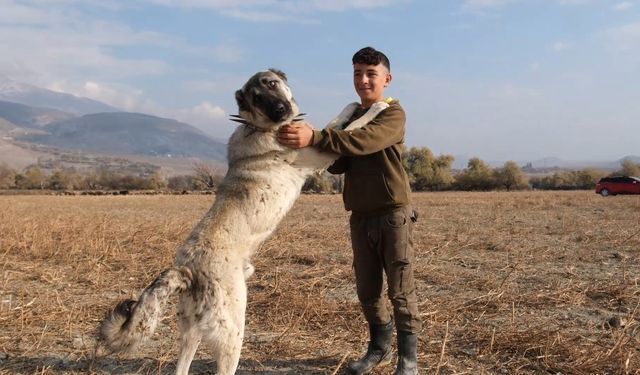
top-left (350, 205), bottom-right (422, 333)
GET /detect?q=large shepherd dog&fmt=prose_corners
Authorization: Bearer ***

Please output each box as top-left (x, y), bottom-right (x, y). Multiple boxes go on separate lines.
top-left (99, 69), bottom-right (389, 375)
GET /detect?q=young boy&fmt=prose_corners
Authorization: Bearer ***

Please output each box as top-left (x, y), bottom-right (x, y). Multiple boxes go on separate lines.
top-left (277, 46), bottom-right (421, 375)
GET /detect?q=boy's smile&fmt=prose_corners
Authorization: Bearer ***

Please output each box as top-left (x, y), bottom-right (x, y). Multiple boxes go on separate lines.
top-left (353, 62), bottom-right (392, 108)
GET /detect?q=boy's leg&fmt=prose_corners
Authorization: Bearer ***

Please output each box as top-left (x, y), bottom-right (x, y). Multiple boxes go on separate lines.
top-left (347, 213), bottom-right (393, 374)
top-left (381, 206), bottom-right (422, 333)
top-left (381, 206), bottom-right (421, 374)
top-left (350, 213), bottom-right (391, 325)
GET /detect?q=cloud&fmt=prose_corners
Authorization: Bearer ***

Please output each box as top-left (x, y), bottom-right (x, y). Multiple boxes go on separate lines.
top-left (612, 1), bottom-right (634, 11)
top-left (47, 80), bottom-right (146, 112)
top-left (0, 1), bottom-right (247, 130)
top-left (552, 41), bottom-right (569, 51)
top-left (208, 44), bottom-right (247, 63)
top-left (557, 0), bottom-right (591, 5)
top-left (175, 102), bottom-right (228, 134)
top-left (147, 0), bottom-right (398, 10)
top-left (0, 1), bottom-right (173, 87)
top-left (145, 0), bottom-right (401, 20)
top-left (530, 62), bottom-right (541, 72)
top-left (605, 22), bottom-right (640, 51)
top-left (462, 0), bottom-right (511, 10)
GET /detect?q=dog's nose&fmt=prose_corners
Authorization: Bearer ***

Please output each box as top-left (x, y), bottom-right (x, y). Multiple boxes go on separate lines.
top-left (276, 103), bottom-right (286, 114)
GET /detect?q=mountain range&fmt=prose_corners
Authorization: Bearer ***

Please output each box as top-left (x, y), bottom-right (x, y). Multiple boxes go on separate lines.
top-left (0, 79), bottom-right (227, 175)
top-left (450, 155), bottom-right (639, 171)
top-left (0, 77), bottom-right (118, 115)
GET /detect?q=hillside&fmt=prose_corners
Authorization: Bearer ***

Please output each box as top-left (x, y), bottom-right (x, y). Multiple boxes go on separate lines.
top-left (0, 77), bottom-right (118, 115)
top-left (0, 100), bottom-right (75, 128)
top-left (19, 111), bottom-right (227, 160)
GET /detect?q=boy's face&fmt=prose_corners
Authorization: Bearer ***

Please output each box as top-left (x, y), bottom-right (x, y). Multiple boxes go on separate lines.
top-left (353, 62), bottom-right (392, 107)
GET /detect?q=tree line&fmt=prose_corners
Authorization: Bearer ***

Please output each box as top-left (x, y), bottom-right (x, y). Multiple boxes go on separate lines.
top-left (0, 162), bottom-right (222, 192)
top-left (1, 150), bottom-right (638, 193)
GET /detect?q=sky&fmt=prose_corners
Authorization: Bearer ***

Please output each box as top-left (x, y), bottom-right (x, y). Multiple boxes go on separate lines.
top-left (1, 0), bottom-right (639, 163)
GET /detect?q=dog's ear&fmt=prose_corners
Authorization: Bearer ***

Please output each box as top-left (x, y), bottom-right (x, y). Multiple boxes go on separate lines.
top-left (235, 89), bottom-right (249, 112)
top-left (268, 68), bottom-right (287, 82)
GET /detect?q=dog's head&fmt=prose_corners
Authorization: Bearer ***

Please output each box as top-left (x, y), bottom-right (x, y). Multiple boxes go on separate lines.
top-left (234, 69), bottom-right (299, 128)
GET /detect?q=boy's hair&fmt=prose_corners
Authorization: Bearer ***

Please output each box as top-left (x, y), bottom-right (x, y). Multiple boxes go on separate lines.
top-left (352, 47), bottom-right (390, 71)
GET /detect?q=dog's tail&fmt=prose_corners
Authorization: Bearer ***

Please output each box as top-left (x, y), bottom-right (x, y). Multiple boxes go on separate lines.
top-left (99, 266), bottom-right (193, 354)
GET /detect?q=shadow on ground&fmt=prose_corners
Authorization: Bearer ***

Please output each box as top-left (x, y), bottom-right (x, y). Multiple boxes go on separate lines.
top-left (0, 355), bottom-right (341, 374)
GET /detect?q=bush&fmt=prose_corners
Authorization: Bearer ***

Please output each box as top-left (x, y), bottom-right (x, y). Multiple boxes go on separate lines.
top-left (494, 161), bottom-right (529, 191)
top-left (302, 173), bottom-right (334, 194)
top-left (0, 163), bottom-right (16, 189)
top-left (403, 147), bottom-right (454, 191)
top-left (530, 169), bottom-right (607, 190)
top-left (454, 157), bottom-right (497, 191)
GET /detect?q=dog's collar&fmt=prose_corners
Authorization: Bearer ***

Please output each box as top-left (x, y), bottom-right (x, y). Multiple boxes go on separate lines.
top-left (229, 113), bottom-right (307, 135)
top-left (244, 122), bottom-right (274, 133)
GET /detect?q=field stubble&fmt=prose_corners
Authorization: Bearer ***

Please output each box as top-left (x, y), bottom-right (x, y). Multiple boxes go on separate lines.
top-left (0, 191), bottom-right (638, 374)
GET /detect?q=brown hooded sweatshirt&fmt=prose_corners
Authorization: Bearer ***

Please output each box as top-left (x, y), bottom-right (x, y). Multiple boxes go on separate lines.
top-left (311, 100), bottom-right (411, 215)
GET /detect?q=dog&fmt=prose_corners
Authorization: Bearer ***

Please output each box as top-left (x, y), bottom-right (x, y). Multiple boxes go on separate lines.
top-left (98, 69), bottom-right (390, 375)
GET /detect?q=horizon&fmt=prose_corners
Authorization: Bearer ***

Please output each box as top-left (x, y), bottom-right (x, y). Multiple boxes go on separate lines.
top-left (1, 0), bottom-right (638, 162)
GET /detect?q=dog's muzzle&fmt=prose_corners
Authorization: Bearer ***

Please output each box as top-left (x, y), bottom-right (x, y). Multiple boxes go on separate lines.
top-left (257, 96), bottom-right (292, 123)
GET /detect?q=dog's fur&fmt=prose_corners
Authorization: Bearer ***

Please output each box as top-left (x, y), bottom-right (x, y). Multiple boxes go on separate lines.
top-left (98, 69), bottom-right (389, 375)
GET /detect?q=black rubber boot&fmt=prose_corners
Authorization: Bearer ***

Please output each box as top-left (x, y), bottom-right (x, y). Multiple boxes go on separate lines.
top-left (394, 331), bottom-right (418, 375)
top-left (346, 321), bottom-right (393, 375)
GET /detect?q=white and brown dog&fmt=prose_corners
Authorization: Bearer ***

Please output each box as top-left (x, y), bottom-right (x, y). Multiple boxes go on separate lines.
top-left (99, 69), bottom-right (389, 375)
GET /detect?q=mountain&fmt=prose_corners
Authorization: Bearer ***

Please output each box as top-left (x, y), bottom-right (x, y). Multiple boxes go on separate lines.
top-left (0, 117), bottom-right (16, 133)
top-left (0, 77), bottom-right (118, 115)
top-left (527, 156), bottom-right (640, 170)
top-left (451, 154), bottom-right (639, 171)
top-left (0, 100), bottom-right (76, 128)
top-left (18, 112), bottom-right (227, 160)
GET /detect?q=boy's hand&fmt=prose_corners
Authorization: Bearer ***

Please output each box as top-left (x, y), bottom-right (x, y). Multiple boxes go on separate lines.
top-left (277, 122), bottom-right (314, 149)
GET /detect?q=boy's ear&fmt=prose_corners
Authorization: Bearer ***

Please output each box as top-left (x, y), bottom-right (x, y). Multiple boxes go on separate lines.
top-left (384, 72), bottom-right (393, 87)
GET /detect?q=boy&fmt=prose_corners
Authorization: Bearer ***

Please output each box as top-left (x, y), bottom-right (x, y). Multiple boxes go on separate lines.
top-left (277, 46), bottom-right (421, 375)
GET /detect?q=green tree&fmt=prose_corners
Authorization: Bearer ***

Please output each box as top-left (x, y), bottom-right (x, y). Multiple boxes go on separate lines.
top-left (192, 162), bottom-right (223, 190)
top-left (454, 157), bottom-right (496, 191)
top-left (403, 147), bottom-right (454, 191)
top-left (302, 173), bottom-right (333, 193)
top-left (574, 169), bottom-right (607, 189)
top-left (618, 159), bottom-right (640, 177)
top-left (494, 161), bottom-right (528, 191)
top-left (17, 165), bottom-right (46, 189)
top-left (168, 175), bottom-right (196, 191)
top-left (48, 169), bottom-right (73, 190)
top-left (0, 163), bottom-right (16, 189)
top-left (530, 169), bottom-right (607, 190)
top-left (147, 171), bottom-right (167, 190)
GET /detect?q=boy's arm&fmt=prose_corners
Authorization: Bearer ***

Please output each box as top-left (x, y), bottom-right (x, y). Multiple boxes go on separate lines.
top-left (312, 103), bottom-right (405, 156)
top-left (327, 156), bottom-right (348, 174)
top-left (277, 123), bottom-right (314, 148)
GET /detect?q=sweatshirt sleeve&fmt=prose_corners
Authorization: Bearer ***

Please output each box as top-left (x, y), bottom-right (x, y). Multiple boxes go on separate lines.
top-left (312, 102), bottom-right (405, 156)
top-left (327, 156), bottom-right (348, 175)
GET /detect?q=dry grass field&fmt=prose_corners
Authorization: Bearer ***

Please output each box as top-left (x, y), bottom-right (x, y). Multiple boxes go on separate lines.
top-left (0, 191), bottom-right (638, 374)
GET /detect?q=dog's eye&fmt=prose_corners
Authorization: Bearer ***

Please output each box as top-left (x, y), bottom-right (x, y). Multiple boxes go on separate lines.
top-left (267, 80), bottom-right (277, 89)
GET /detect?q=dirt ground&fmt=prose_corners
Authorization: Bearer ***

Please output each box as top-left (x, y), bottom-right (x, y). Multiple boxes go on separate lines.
top-left (0, 191), bottom-right (638, 374)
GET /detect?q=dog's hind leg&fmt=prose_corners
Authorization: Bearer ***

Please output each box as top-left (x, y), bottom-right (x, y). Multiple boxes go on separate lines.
top-left (209, 283), bottom-right (246, 375)
top-left (211, 327), bottom-right (243, 375)
top-left (175, 305), bottom-right (202, 375)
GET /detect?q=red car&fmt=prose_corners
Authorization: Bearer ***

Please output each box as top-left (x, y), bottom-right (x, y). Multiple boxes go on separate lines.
top-left (595, 176), bottom-right (640, 196)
